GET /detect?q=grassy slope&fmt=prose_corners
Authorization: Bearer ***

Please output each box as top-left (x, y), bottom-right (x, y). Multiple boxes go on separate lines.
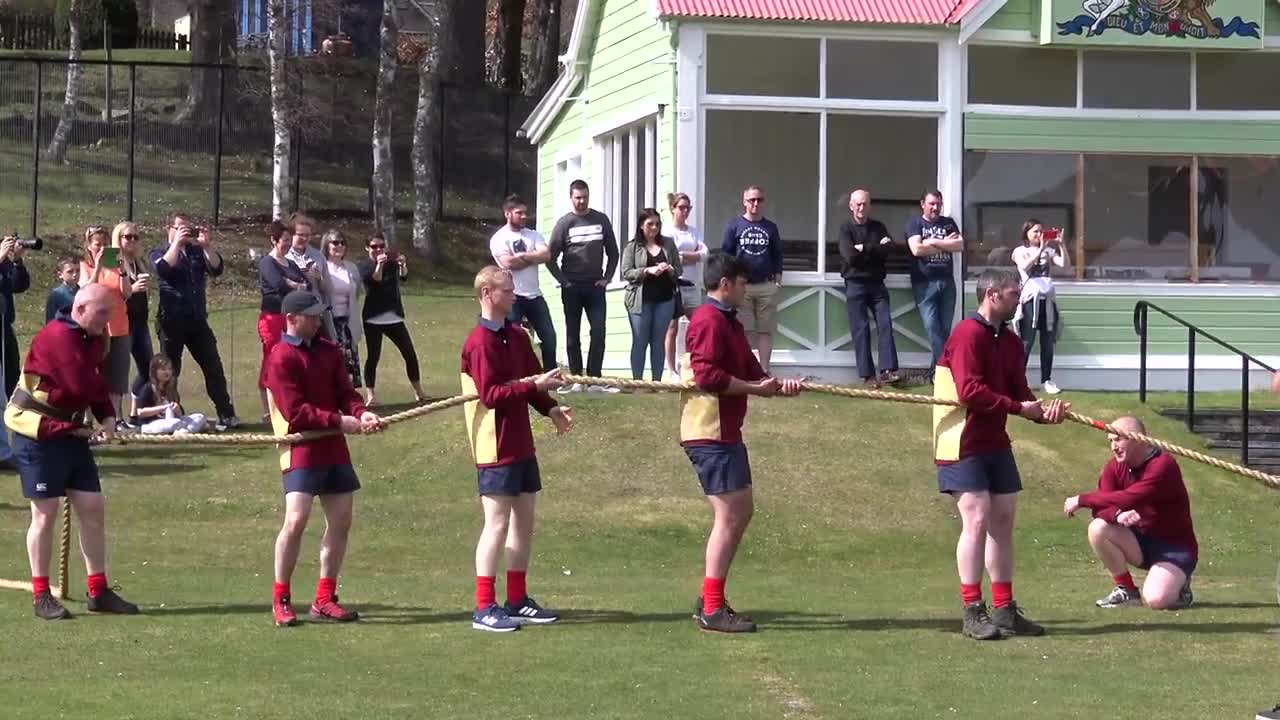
top-left (0, 286), bottom-right (1275, 719)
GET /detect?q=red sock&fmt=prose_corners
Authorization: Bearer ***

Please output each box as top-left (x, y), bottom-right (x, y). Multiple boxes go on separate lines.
top-left (476, 576), bottom-right (496, 611)
top-left (991, 581), bottom-right (1013, 609)
top-left (506, 570), bottom-right (527, 605)
top-left (31, 576), bottom-right (49, 598)
top-left (960, 583), bottom-right (982, 606)
top-left (87, 573), bottom-right (108, 599)
top-left (273, 582), bottom-right (291, 603)
top-left (1114, 572), bottom-right (1137, 591)
top-left (316, 577), bottom-right (337, 603)
top-left (702, 576), bottom-right (726, 615)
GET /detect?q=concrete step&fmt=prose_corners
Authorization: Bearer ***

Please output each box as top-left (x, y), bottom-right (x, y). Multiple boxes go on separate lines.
top-left (1159, 408), bottom-right (1280, 433)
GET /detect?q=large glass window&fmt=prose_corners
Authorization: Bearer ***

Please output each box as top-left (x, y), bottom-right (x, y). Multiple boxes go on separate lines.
top-left (706, 35), bottom-right (819, 97)
top-left (963, 152), bottom-right (1078, 279)
top-left (1083, 51), bottom-right (1190, 109)
top-left (1083, 154), bottom-right (1192, 280)
top-left (705, 110), bottom-right (820, 271)
top-left (826, 40), bottom-right (937, 101)
top-left (596, 118), bottom-right (657, 279)
top-left (825, 115), bottom-right (937, 275)
top-left (1197, 157), bottom-right (1280, 281)
top-left (1197, 53), bottom-right (1280, 111)
top-left (968, 46), bottom-right (1076, 107)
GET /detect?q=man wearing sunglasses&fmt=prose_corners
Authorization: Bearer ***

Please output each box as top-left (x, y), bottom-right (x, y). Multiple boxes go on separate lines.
top-left (721, 186), bottom-right (784, 373)
top-left (149, 213), bottom-right (240, 429)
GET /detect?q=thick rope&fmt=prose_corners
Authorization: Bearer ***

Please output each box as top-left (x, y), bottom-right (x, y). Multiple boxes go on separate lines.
top-left (58, 497), bottom-right (71, 601)
top-left (558, 373), bottom-right (1280, 490)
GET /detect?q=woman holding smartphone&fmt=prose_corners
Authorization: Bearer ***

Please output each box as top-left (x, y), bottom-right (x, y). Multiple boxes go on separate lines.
top-left (358, 233), bottom-right (426, 406)
top-left (1011, 219), bottom-right (1069, 395)
top-left (80, 225), bottom-right (132, 423)
top-left (114, 221), bottom-right (154, 404)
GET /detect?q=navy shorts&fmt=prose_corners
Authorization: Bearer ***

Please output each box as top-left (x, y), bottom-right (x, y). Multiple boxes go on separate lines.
top-left (478, 457), bottom-right (542, 496)
top-left (282, 464), bottom-right (361, 496)
top-left (1136, 532), bottom-right (1197, 577)
top-left (685, 442), bottom-right (752, 496)
top-left (14, 433), bottom-right (101, 499)
top-left (937, 449), bottom-right (1023, 495)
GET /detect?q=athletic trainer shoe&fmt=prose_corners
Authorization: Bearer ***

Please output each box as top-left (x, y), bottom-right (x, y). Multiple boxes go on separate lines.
top-left (1042, 380), bottom-right (1062, 395)
top-left (1256, 704), bottom-right (1280, 720)
top-left (86, 587), bottom-right (139, 615)
top-left (990, 601), bottom-right (1045, 637)
top-left (472, 603), bottom-right (521, 632)
top-left (33, 590), bottom-right (72, 620)
top-left (961, 601), bottom-right (1002, 640)
top-left (1095, 584), bottom-right (1142, 609)
top-left (310, 595), bottom-right (360, 622)
top-left (1174, 579), bottom-right (1193, 609)
top-left (696, 606), bottom-right (756, 633)
top-left (556, 383), bottom-right (583, 395)
top-left (505, 595), bottom-right (559, 624)
top-left (693, 596), bottom-right (754, 623)
top-left (587, 384), bottom-right (620, 394)
top-left (273, 596), bottom-right (298, 627)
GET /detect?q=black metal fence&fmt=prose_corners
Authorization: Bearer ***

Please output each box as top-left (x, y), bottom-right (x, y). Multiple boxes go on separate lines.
top-left (0, 56), bottom-right (537, 240)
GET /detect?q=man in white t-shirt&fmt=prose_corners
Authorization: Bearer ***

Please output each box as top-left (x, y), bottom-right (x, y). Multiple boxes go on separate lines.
top-left (489, 195), bottom-right (557, 371)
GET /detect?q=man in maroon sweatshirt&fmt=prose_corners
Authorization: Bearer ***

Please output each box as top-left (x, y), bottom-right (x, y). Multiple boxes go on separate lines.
top-left (461, 266), bottom-right (572, 632)
top-left (265, 290), bottom-right (384, 627)
top-left (1065, 415), bottom-right (1196, 610)
top-left (681, 251), bottom-right (801, 634)
top-left (7, 284), bottom-right (136, 620)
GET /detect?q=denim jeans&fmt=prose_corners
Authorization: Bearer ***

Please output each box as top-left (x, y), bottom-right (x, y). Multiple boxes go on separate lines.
top-left (628, 299), bottom-right (676, 381)
top-left (912, 277), bottom-right (956, 370)
top-left (844, 280), bottom-right (898, 380)
top-left (508, 294), bottom-right (558, 372)
top-left (561, 283), bottom-right (607, 376)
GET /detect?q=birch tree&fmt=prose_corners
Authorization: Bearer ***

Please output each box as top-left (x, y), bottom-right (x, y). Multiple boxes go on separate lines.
top-left (488, 0), bottom-right (527, 92)
top-left (370, 0), bottom-right (399, 243)
top-left (528, 0), bottom-right (560, 97)
top-left (45, 0), bottom-right (81, 164)
top-left (411, 0), bottom-right (456, 259)
top-left (267, 0), bottom-right (294, 217)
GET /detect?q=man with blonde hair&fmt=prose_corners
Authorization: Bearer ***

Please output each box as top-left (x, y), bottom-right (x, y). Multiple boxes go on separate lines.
top-left (460, 266), bottom-right (573, 632)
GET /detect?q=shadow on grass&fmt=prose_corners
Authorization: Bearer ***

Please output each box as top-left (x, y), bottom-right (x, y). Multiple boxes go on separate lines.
top-left (747, 611), bottom-right (957, 633)
top-left (1041, 619), bottom-right (1276, 635)
top-left (1187, 601), bottom-right (1276, 610)
top-left (0, 501), bottom-right (27, 512)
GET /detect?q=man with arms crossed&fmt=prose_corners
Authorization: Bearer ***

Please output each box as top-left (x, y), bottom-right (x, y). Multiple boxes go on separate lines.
top-left (490, 194), bottom-right (557, 372)
top-left (933, 269), bottom-right (1067, 640)
top-left (461, 266), bottom-right (573, 632)
top-left (907, 191), bottom-right (964, 377)
top-left (1064, 415), bottom-right (1195, 610)
top-left (683, 251), bottom-right (801, 633)
top-left (722, 185), bottom-right (784, 373)
top-left (7, 284), bottom-right (138, 619)
top-left (547, 180), bottom-right (619, 393)
top-left (838, 188), bottom-right (899, 387)
top-left (266, 290), bottom-right (384, 627)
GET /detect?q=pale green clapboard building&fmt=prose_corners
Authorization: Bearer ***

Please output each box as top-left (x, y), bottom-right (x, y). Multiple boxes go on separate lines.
top-left (518, 0), bottom-right (1280, 391)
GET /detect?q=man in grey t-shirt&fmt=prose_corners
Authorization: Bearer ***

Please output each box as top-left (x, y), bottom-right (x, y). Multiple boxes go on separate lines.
top-left (547, 179), bottom-right (619, 392)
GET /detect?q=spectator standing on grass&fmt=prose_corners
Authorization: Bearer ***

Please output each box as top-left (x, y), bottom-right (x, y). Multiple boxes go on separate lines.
top-left (149, 212), bottom-right (240, 429)
top-left (258, 220), bottom-right (311, 422)
top-left (621, 208), bottom-right (682, 381)
top-left (1011, 219), bottom-right (1068, 396)
top-left (907, 190), bottom-right (964, 378)
top-left (284, 213), bottom-right (335, 340)
top-left (44, 257), bottom-right (79, 323)
top-left (0, 231), bottom-right (31, 398)
top-left (664, 192), bottom-right (707, 378)
top-left (115, 221), bottom-right (155, 403)
top-left (489, 194), bottom-right (557, 372)
top-left (721, 185), bottom-right (784, 374)
top-left (130, 355), bottom-right (209, 435)
top-left (547, 180), bottom-right (620, 394)
top-left (358, 233), bottom-right (426, 407)
top-left (838, 189), bottom-right (900, 388)
top-left (79, 226), bottom-right (132, 427)
top-left (323, 230), bottom-right (364, 390)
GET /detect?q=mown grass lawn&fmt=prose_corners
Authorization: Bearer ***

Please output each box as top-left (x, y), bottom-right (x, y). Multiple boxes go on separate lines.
top-left (0, 284), bottom-right (1277, 719)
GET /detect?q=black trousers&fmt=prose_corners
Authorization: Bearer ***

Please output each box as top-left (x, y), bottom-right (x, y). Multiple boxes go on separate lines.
top-left (364, 321), bottom-right (420, 388)
top-left (2, 323), bottom-right (18, 399)
top-left (561, 283), bottom-right (606, 376)
top-left (156, 313), bottom-right (235, 418)
top-left (1018, 299), bottom-right (1059, 383)
top-left (844, 280), bottom-right (898, 380)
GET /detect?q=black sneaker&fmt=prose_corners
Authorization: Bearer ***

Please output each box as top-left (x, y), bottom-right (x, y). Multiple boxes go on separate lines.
top-left (961, 601), bottom-right (1002, 640)
top-left (33, 590), bottom-right (72, 620)
top-left (692, 596), bottom-right (754, 623)
top-left (696, 606), bottom-right (756, 634)
top-left (990, 601), bottom-right (1045, 637)
top-left (879, 370), bottom-right (901, 385)
top-left (86, 587), bottom-right (139, 615)
top-left (1256, 704), bottom-right (1280, 720)
top-left (505, 595), bottom-right (560, 624)
top-left (1174, 579), bottom-right (1193, 609)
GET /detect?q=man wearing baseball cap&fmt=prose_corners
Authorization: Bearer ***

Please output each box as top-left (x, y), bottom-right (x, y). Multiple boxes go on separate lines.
top-left (264, 290), bottom-right (385, 627)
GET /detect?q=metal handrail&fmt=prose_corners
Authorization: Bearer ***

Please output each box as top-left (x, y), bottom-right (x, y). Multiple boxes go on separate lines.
top-left (1134, 300), bottom-right (1275, 467)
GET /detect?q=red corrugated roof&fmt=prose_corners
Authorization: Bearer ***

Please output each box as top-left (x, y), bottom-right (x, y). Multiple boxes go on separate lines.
top-left (655, 0), bottom-right (984, 25)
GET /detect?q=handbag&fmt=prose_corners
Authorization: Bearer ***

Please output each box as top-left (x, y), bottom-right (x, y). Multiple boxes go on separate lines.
top-left (677, 278), bottom-right (702, 310)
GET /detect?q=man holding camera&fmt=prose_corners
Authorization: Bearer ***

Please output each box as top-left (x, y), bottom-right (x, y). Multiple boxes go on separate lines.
top-left (149, 213), bottom-right (240, 429)
top-left (0, 233), bottom-right (32, 397)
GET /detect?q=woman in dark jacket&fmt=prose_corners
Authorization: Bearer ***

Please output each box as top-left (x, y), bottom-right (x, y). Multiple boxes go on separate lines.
top-left (620, 208), bottom-right (682, 381)
top-left (257, 219), bottom-right (310, 421)
top-left (358, 233), bottom-right (425, 406)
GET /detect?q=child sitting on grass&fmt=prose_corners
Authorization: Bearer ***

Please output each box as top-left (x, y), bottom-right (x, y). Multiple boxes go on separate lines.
top-left (130, 355), bottom-right (208, 435)
top-left (44, 256), bottom-right (80, 323)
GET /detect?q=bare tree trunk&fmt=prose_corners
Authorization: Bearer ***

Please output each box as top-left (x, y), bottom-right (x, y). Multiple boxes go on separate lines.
top-left (488, 0), bottom-right (527, 92)
top-left (177, 0), bottom-right (237, 125)
top-left (411, 0), bottom-right (456, 259)
top-left (528, 0), bottom-right (560, 97)
top-left (268, 0), bottom-right (294, 217)
top-left (45, 0), bottom-right (82, 164)
top-left (371, 0), bottom-right (398, 242)
top-left (441, 0), bottom-right (483, 86)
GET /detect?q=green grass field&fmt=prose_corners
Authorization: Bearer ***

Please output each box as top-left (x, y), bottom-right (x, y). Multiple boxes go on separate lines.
top-left (0, 283), bottom-right (1277, 719)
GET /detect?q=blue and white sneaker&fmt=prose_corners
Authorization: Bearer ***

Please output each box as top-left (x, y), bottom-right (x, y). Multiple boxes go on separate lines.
top-left (471, 603), bottom-right (521, 632)
top-left (505, 596), bottom-right (560, 624)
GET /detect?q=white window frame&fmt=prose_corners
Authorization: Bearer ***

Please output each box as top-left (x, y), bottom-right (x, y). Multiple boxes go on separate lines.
top-left (592, 113), bottom-right (659, 282)
top-left (554, 152), bottom-right (584, 216)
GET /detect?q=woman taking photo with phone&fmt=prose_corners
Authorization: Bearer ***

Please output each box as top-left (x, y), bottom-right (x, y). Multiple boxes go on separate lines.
top-left (114, 221), bottom-right (154, 402)
top-left (1011, 219), bottom-right (1069, 395)
top-left (80, 225), bottom-right (132, 423)
top-left (358, 233), bottom-right (426, 407)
